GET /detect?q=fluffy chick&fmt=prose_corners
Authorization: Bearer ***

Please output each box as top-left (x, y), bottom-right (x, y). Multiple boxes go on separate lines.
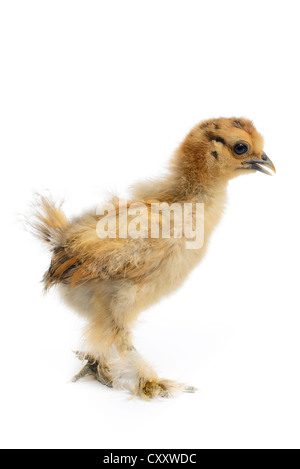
top-left (30, 117), bottom-right (275, 399)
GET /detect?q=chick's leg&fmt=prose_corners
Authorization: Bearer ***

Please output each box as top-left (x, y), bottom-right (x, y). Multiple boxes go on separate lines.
top-left (110, 328), bottom-right (195, 399)
top-left (71, 306), bottom-right (119, 387)
top-left (72, 326), bottom-right (133, 387)
top-left (71, 285), bottom-right (195, 398)
top-left (73, 324), bottom-right (195, 398)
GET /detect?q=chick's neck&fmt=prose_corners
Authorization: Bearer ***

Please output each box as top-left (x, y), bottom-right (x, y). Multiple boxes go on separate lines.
top-left (132, 149), bottom-right (228, 207)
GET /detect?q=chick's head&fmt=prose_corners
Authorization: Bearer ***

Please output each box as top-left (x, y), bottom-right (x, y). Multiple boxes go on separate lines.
top-left (176, 117), bottom-right (275, 188)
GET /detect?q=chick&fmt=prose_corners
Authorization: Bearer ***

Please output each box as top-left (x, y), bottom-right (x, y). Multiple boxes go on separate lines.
top-left (30, 117), bottom-right (275, 399)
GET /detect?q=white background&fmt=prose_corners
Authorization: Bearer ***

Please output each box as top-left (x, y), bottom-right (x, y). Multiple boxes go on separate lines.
top-left (0, 0), bottom-right (299, 449)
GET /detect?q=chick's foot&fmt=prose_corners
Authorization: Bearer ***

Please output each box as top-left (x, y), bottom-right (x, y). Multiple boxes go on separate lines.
top-left (138, 377), bottom-right (197, 399)
top-left (71, 351), bottom-right (113, 388)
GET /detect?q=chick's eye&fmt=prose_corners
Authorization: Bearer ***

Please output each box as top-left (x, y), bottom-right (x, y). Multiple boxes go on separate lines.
top-left (233, 143), bottom-right (248, 156)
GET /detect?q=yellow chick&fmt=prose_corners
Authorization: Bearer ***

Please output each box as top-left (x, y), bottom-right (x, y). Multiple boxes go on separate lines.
top-left (30, 117), bottom-right (275, 399)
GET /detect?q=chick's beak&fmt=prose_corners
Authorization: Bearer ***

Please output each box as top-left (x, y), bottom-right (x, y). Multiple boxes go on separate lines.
top-left (242, 152), bottom-right (276, 176)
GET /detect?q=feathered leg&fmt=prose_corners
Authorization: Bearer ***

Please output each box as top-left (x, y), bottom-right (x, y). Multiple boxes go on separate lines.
top-left (71, 290), bottom-right (196, 399)
top-left (109, 339), bottom-right (196, 399)
top-left (105, 327), bottom-right (196, 399)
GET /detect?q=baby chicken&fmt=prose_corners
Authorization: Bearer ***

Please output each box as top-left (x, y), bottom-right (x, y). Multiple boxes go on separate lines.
top-left (30, 117), bottom-right (275, 399)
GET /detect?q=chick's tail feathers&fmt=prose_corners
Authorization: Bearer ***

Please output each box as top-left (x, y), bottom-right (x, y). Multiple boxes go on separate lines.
top-left (29, 196), bottom-right (69, 249)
